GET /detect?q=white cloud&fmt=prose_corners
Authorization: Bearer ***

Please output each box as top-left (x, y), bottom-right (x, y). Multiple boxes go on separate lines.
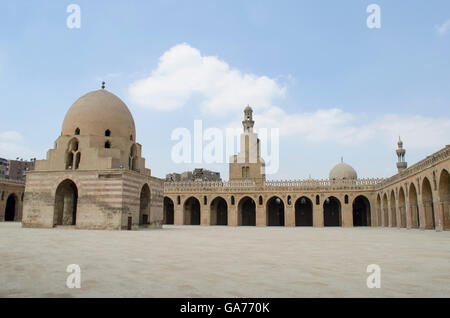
top-left (0, 131), bottom-right (24, 142)
top-left (435, 19), bottom-right (450, 35)
top-left (128, 43), bottom-right (286, 115)
top-left (0, 131), bottom-right (35, 160)
top-left (130, 43), bottom-right (449, 152)
top-left (230, 107), bottom-right (450, 150)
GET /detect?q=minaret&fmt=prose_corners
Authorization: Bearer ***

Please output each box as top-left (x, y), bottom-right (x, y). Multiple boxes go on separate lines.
top-left (242, 105), bottom-right (254, 133)
top-left (396, 137), bottom-right (407, 172)
top-left (229, 105), bottom-right (265, 184)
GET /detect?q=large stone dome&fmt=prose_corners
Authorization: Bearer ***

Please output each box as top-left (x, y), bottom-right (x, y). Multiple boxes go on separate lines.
top-left (329, 162), bottom-right (357, 180)
top-left (62, 89), bottom-right (136, 140)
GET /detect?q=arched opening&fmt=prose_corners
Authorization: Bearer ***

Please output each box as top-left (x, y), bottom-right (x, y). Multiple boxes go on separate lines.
top-left (69, 139), bottom-right (79, 151)
top-left (4, 194), bottom-right (17, 221)
top-left (266, 196), bottom-right (285, 226)
top-left (54, 179), bottom-right (78, 226)
top-left (129, 144), bottom-right (138, 171)
top-left (382, 193), bottom-right (389, 227)
top-left (376, 194), bottom-right (381, 227)
top-left (210, 197), bottom-right (228, 225)
top-left (422, 178), bottom-right (435, 229)
top-left (258, 196), bottom-right (263, 205)
top-left (353, 195), bottom-right (371, 226)
top-left (75, 128), bottom-right (80, 135)
top-left (323, 196), bottom-right (341, 226)
top-left (105, 141), bottom-right (111, 149)
top-left (344, 195), bottom-right (349, 204)
top-left (163, 197), bottom-right (174, 225)
top-left (66, 138), bottom-right (79, 170)
top-left (390, 190), bottom-right (397, 227)
top-left (74, 152), bottom-right (81, 170)
top-left (398, 187), bottom-right (407, 228)
top-left (105, 129), bottom-right (111, 137)
top-left (238, 196), bottom-right (256, 226)
top-left (295, 196), bottom-right (313, 226)
top-left (139, 184), bottom-right (151, 225)
top-left (183, 197), bottom-right (200, 225)
top-left (439, 169), bottom-right (450, 230)
top-left (66, 152), bottom-right (74, 170)
top-left (409, 184), bottom-right (420, 228)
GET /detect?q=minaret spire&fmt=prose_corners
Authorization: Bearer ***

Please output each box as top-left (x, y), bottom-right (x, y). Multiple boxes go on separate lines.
top-left (242, 105), bottom-right (254, 133)
top-left (396, 136), bottom-right (407, 172)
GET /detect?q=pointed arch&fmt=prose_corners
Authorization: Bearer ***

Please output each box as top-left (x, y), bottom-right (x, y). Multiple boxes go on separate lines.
top-left (266, 196), bottom-right (285, 226)
top-left (139, 184), bottom-right (151, 225)
top-left (238, 196), bottom-right (256, 226)
top-left (323, 196), bottom-right (341, 226)
top-left (409, 183), bottom-right (420, 228)
top-left (54, 179), bottom-right (78, 226)
top-left (163, 197), bottom-right (174, 225)
top-left (422, 177), bottom-right (435, 229)
top-left (183, 197), bottom-right (200, 225)
top-left (390, 190), bottom-right (397, 227)
top-left (295, 196), bottom-right (313, 226)
top-left (4, 193), bottom-right (18, 221)
top-left (398, 187), bottom-right (407, 228)
top-left (439, 169), bottom-right (450, 230)
top-left (376, 194), bottom-right (382, 227)
top-left (382, 193), bottom-right (389, 227)
top-left (353, 195), bottom-right (371, 226)
top-left (210, 196), bottom-right (228, 225)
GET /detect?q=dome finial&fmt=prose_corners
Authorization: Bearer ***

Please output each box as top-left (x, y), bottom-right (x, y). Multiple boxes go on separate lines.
top-left (101, 81), bottom-right (105, 89)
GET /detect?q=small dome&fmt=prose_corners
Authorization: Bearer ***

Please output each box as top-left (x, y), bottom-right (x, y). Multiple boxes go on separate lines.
top-left (62, 89), bottom-right (136, 140)
top-left (329, 162), bottom-right (357, 180)
top-left (244, 105), bottom-right (253, 112)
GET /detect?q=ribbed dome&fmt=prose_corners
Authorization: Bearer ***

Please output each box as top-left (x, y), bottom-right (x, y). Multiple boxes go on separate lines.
top-left (329, 162), bottom-right (357, 180)
top-left (62, 89), bottom-right (136, 140)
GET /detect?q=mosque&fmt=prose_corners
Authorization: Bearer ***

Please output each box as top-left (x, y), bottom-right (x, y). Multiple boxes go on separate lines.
top-left (5, 86), bottom-right (449, 231)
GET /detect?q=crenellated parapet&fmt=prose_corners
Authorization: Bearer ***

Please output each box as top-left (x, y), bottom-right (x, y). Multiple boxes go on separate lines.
top-left (376, 145), bottom-right (450, 190)
top-left (164, 178), bottom-right (384, 193)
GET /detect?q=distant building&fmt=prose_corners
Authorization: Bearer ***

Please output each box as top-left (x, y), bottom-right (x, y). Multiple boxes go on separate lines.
top-left (166, 168), bottom-right (221, 182)
top-left (0, 158), bottom-right (7, 178)
top-left (0, 158), bottom-right (35, 181)
top-left (7, 159), bottom-right (35, 181)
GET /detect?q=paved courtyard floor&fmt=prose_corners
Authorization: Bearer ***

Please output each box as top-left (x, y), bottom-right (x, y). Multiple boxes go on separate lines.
top-left (0, 222), bottom-right (449, 297)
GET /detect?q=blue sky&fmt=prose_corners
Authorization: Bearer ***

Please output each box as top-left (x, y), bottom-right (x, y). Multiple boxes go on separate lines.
top-left (0, 1), bottom-right (449, 180)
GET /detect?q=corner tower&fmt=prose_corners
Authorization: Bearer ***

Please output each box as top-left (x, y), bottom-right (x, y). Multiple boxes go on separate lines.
top-left (229, 106), bottom-right (265, 184)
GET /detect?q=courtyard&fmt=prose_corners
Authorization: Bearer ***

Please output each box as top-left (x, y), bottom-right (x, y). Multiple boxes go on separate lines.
top-left (0, 222), bottom-right (449, 298)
